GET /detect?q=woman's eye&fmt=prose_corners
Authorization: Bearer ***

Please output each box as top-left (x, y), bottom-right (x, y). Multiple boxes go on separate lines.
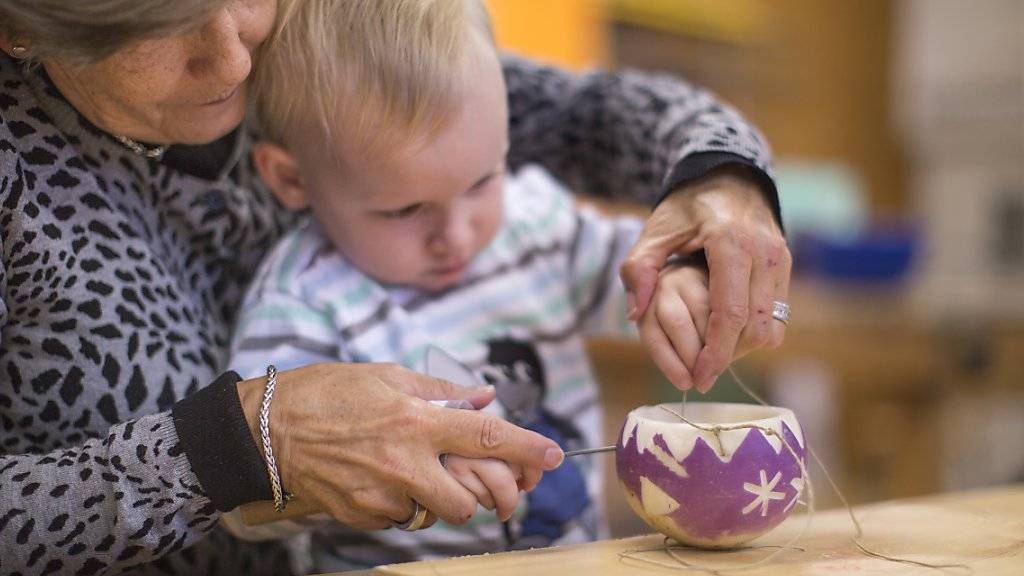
top-left (380, 204), bottom-right (423, 219)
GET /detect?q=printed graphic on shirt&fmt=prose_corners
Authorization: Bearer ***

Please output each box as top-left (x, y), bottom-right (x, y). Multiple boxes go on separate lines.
top-left (475, 337), bottom-right (592, 547)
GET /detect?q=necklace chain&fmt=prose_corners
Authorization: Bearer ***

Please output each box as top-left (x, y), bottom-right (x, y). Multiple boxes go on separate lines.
top-left (115, 135), bottom-right (168, 160)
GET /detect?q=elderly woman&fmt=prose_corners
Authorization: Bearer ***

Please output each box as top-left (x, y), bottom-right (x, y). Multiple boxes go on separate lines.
top-left (0, 0), bottom-right (789, 574)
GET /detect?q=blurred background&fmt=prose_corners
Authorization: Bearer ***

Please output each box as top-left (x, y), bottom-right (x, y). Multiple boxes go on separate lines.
top-left (485, 0), bottom-right (1024, 536)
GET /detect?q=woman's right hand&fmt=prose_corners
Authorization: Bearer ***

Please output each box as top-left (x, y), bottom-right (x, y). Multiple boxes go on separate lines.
top-left (237, 362), bottom-right (564, 530)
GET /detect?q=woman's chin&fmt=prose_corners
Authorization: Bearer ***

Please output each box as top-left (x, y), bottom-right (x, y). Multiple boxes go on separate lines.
top-left (174, 95), bottom-right (247, 145)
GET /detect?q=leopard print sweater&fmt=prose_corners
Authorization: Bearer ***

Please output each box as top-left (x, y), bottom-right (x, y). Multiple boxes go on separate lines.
top-left (0, 52), bottom-right (775, 575)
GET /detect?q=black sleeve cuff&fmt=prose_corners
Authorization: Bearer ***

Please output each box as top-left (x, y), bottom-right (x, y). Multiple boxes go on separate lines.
top-left (172, 371), bottom-right (273, 511)
top-left (659, 151), bottom-right (784, 232)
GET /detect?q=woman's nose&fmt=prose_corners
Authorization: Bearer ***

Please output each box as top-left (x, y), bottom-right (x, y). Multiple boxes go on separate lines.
top-left (189, 8), bottom-right (252, 87)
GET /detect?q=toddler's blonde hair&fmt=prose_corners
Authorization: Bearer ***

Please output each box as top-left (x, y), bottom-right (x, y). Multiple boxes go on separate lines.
top-left (254, 0), bottom-right (494, 156)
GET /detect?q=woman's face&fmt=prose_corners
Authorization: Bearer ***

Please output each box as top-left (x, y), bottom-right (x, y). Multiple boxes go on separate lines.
top-left (42, 0), bottom-right (276, 145)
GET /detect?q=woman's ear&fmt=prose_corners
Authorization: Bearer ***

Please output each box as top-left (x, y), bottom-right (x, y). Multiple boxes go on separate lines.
top-left (253, 142), bottom-right (310, 210)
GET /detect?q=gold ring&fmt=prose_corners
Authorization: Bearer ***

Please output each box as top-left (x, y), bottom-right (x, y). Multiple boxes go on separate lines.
top-left (392, 500), bottom-right (428, 531)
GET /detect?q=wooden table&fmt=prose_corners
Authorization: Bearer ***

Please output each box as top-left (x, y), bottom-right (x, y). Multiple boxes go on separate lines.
top-left (337, 484), bottom-right (1024, 575)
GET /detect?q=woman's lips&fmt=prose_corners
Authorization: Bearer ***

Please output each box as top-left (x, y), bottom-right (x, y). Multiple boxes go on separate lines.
top-left (204, 86), bottom-right (240, 106)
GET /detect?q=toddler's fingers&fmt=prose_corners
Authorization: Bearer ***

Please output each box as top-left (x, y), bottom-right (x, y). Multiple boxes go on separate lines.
top-left (517, 465), bottom-right (542, 492)
top-left (655, 292), bottom-right (702, 370)
top-left (447, 458), bottom-right (497, 512)
top-left (506, 461), bottom-right (524, 483)
top-left (505, 461), bottom-right (532, 492)
top-left (675, 266), bottom-right (711, 338)
top-left (638, 304), bottom-right (693, 390)
top-left (472, 459), bottom-right (520, 522)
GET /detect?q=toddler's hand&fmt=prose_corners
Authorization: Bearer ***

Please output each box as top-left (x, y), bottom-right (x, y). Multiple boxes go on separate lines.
top-left (637, 262), bottom-right (710, 391)
top-left (444, 455), bottom-right (520, 522)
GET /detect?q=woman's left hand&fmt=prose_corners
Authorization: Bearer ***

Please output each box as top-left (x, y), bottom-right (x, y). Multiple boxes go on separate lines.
top-left (620, 166), bottom-right (791, 393)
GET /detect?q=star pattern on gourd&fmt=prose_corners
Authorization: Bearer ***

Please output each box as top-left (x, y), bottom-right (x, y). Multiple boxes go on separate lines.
top-left (742, 469), bottom-right (786, 516)
top-left (783, 477), bottom-right (805, 512)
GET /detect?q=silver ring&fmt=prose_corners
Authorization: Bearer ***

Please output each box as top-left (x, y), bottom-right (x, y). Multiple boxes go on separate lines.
top-left (772, 300), bottom-right (791, 325)
top-left (392, 500), bottom-right (428, 531)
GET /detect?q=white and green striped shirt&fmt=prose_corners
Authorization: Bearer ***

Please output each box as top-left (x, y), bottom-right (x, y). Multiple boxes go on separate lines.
top-left (228, 166), bottom-right (641, 568)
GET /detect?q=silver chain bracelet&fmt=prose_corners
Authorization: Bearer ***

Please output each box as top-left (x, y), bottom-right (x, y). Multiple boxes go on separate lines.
top-left (260, 364), bottom-right (290, 512)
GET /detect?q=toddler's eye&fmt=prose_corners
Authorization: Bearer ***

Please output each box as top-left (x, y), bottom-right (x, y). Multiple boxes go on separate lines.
top-left (466, 171), bottom-right (503, 197)
top-left (379, 204), bottom-right (423, 219)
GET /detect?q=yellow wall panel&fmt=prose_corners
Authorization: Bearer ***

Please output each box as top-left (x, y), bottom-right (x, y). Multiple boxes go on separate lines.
top-left (485, 0), bottom-right (608, 69)
top-left (609, 0), bottom-right (768, 44)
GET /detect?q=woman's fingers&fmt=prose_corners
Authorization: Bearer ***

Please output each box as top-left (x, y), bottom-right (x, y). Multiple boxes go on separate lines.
top-left (307, 476), bottom-right (404, 531)
top-left (421, 511), bottom-right (439, 530)
top-left (384, 364), bottom-right (497, 409)
top-left (692, 233), bottom-right (752, 392)
top-left (738, 237), bottom-right (792, 355)
top-left (768, 240), bottom-right (792, 349)
top-left (620, 239), bottom-right (672, 321)
top-left (331, 453), bottom-right (479, 528)
top-left (432, 407), bottom-right (563, 474)
top-left (619, 195), bottom-right (700, 320)
top-left (333, 513), bottom-right (393, 531)
top-left (363, 448), bottom-right (480, 526)
top-left (405, 456), bottom-right (480, 525)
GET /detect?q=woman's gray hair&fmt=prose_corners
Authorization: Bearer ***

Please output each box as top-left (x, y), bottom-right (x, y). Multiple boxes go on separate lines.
top-left (0, 0), bottom-right (234, 64)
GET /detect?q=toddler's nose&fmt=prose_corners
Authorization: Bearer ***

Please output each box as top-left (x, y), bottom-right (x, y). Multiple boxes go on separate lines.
top-left (430, 212), bottom-right (475, 257)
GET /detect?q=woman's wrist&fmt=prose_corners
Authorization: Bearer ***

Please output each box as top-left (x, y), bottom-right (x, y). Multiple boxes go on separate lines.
top-left (660, 152), bottom-right (782, 231)
top-left (668, 164), bottom-right (784, 242)
top-left (237, 367), bottom-right (299, 492)
top-left (171, 371), bottom-right (274, 510)
top-left (237, 373), bottom-right (268, 458)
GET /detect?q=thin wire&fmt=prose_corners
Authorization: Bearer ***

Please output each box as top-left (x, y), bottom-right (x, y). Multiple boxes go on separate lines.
top-left (564, 445), bottom-right (616, 457)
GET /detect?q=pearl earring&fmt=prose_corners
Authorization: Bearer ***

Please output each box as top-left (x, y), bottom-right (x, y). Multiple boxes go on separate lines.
top-left (10, 45), bottom-right (28, 58)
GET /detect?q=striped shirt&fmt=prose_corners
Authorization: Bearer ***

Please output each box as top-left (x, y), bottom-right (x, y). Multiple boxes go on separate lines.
top-left (228, 166), bottom-right (641, 568)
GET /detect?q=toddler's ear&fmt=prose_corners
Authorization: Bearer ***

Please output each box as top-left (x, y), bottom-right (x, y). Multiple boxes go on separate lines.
top-left (253, 142), bottom-right (309, 210)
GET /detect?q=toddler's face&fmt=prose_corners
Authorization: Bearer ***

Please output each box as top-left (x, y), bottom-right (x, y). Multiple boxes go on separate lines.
top-left (300, 46), bottom-right (508, 292)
